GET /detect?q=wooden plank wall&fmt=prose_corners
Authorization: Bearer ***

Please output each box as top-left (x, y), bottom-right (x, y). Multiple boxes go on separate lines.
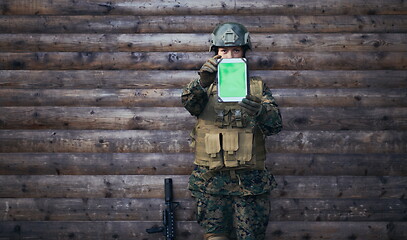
top-left (0, 0), bottom-right (406, 239)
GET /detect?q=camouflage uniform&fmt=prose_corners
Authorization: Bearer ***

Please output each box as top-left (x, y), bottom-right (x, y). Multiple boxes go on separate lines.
top-left (182, 77), bottom-right (282, 240)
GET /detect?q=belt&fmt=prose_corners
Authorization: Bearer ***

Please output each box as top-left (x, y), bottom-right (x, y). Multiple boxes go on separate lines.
top-left (201, 167), bottom-right (247, 184)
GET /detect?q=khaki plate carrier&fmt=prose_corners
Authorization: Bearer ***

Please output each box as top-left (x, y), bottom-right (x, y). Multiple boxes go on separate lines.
top-left (192, 78), bottom-right (266, 171)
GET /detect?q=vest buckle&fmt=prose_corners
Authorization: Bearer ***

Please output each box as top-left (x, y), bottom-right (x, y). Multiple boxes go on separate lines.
top-left (234, 109), bottom-right (243, 128)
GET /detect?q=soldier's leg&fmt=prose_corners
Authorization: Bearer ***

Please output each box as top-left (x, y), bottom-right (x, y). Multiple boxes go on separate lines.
top-left (232, 193), bottom-right (271, 240)
top-left (195, 192), bottom-right (234, 239)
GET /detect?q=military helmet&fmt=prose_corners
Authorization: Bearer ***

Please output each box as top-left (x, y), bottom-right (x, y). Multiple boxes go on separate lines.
top-left (209, 22), bottom-right (252, 52)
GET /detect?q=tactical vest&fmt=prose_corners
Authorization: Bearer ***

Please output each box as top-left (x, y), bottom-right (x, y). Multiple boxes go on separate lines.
top-left (192, 77), bottom-right (266, 171)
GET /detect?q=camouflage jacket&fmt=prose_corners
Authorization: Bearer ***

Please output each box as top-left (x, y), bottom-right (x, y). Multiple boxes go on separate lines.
top-left (181, 77), bottom-right (282, 196)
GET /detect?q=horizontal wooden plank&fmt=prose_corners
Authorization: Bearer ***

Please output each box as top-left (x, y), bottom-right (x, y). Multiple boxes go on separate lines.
top-left (267, 153), bottom-right (407, 176)
top-left (1, 88), bottom-right (406, 108)
top-left (1, 15), bottom-right (407, 33)
top-left (1, 0), bottom-right (405, 15)
top-left (0, 106), bottom-right (195, 130)
top-left (0, 130), bottom-right (405, 154)
top-left (270, 199), bottom-right (407, 222)
top-left (0, 221), bottom-right (406, 240)
top-left (0, 130), bottom-right (192, 153)
top-left (0, 70), bottom-right (195, 89)
top-left (281, 107), bottom-right (407, 131)
top-left (2, 33), bottom-right (406, 52)
top-left (1, 52), bottom-right (406, 70)
top-left (274, 88), bottom-right (407, 107)
top-left (270, 130), bottom-right (407, 154)
top-left (0, 153), bottom-right (195, 176)
top-left (1, 107), bottom-right (406, 131)
top-left (0, 198), bottom-right (196, 221)
top-left (0, 89), bottom-right (183, 107)
top-left (0, 221), bottom-right (199, 240)
top-left (0, 106), bottom-right (193, 130)
top-left (1, 153), bottom-right (406, 176)
top-left (1, 70), bottom-right (405, 89)
top-left (0, 175), bottom-right (405, 199)
top-left (1, 198), bottom-right (405, 222)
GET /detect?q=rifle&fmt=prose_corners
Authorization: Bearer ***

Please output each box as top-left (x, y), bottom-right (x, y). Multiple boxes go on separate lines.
top-left (146, 178), bottom-right (179, 240)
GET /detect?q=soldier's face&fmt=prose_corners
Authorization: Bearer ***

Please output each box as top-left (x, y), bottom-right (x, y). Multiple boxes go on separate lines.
top-left (217, 46), bottom-right (244, 59)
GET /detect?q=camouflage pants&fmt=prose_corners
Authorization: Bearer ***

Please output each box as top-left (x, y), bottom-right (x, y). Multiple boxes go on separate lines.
top-left (194, 192), bottom-right (270, 240)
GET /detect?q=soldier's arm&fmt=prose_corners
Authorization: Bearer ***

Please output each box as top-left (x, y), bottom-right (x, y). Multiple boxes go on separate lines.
top-left (181, 78), bottom-right (209, 116)
top-left (256, 84), bottom-right (283, 136)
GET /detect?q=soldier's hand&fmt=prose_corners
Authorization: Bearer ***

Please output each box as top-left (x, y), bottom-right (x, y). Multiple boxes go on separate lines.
top-left (199, 55), bottom-right (221, 88)
top-left (239, 95), bottom-right (263, 116)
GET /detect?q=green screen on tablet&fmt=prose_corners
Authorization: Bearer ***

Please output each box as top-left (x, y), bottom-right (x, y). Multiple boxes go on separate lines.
top-left (217, 58), bottom-right (248, 102)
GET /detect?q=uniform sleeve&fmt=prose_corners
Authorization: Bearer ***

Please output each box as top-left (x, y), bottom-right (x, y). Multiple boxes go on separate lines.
top-left (181, 78), bottom-right (209, 116)
top-left (256, 83), bottom-right (283, 136)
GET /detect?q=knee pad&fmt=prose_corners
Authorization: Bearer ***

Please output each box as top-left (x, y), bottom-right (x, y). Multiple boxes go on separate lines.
top-left (204, 233), bottom-right (230, 240)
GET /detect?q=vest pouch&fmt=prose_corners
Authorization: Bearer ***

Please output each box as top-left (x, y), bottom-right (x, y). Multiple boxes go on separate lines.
top-left (204, 133), bottom-right (224, 170)
top-left (222, 132), bottom-right (239, 168)
top-left (236, 132), bottom-right (253, 165)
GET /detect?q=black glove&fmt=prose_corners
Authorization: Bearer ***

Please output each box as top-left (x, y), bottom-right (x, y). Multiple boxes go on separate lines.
top-left (198, 55), bottom-right (221, 88)
top-left (238, 95), bottom-right (263, 116)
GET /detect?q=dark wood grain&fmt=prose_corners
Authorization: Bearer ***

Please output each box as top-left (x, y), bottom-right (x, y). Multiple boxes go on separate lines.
top-left (0, 175), bottom-right (405, 199)
top-left (1, 0), bottom-right (405, 15)
top-left (0, 198), bottom-right (405, 221)
top-left (1, 107), bottom-right (406, 130)
top-left (1, 153), bottom-right (406, 176)
top-left (1, 70), bottom-right (406, 89)
top-left (0, 130), bottom-right (405, 154)
top-left (1, 15), bottom-right (407, 34)
top-left (1, 52), bottom-right (406, 70)
top-left (0, 221), bottom-right (405, 240)
top-left (2, 33), bottom-right (406, 52)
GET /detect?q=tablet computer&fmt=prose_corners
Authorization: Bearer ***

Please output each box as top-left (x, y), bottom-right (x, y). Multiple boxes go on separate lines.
top-left (217, 58), bottom-right (248, 102)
